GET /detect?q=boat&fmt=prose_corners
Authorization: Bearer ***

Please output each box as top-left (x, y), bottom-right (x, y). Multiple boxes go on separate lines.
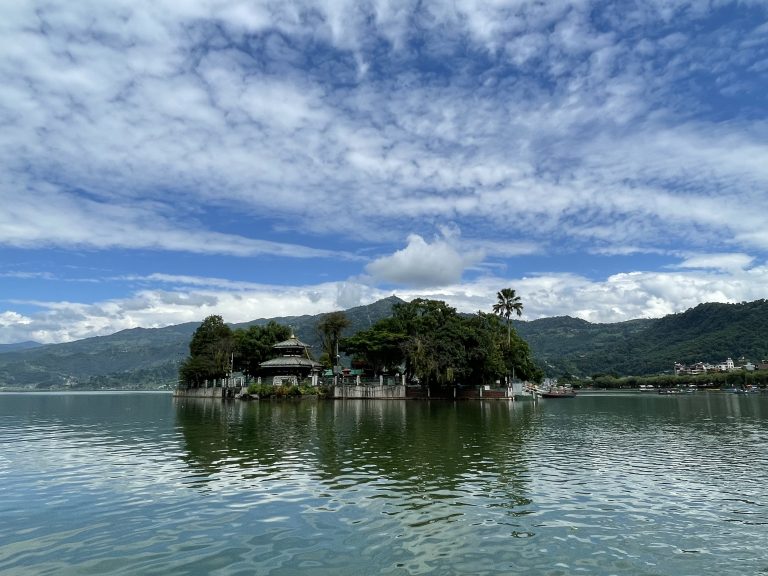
top-left (523, 381), bottom-right (577, 399)
top-left (732, 387), bottom-right (759, 394)
top-left (540, 385), bottom-right (577, 398)
top-left (658, 387), bottom-right (696, 395)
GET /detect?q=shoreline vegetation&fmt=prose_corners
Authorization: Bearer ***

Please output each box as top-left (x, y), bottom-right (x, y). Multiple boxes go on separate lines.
top-left (573, 370), bottom-right (768, 390)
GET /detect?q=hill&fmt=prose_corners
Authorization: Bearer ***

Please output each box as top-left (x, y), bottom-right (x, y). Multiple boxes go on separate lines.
top-left (0, 341), bottom-right (43, 353)
top-left (1, 296), bottom-right (767, 388)
top-left (516, 299), bottom-right (768, 377)
top-left (0, 296), bottom-right (403, 390)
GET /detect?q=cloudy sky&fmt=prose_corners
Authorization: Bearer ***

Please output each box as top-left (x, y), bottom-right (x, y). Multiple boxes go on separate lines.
top-left (1, 0), bottom-right (768, 344)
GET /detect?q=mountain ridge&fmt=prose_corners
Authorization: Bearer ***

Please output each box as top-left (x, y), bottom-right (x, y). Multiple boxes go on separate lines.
top-left (1, 296), bottom-right (766, 388)
top-left (0, 341), bottom-right (43, 354)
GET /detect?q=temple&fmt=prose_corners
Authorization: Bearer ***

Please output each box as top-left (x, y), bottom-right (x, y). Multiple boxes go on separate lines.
top-left (259, 333), bottom-right (323, 386)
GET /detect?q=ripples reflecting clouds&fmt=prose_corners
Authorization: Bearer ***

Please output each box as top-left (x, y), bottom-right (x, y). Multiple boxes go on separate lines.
top-left (1, 392), bottom-right (768, 575)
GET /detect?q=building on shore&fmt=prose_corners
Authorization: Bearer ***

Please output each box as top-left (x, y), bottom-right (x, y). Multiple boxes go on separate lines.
top-left (259, 333), bottom-right (323, 386)
top-left (674, 356), bottom-right (758, 375)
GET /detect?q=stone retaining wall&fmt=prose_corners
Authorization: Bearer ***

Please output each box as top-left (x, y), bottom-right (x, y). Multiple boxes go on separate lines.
top-left (173, 386), bottom-right (245, 399)
top-left (333, 385), bottom-right (407, 399)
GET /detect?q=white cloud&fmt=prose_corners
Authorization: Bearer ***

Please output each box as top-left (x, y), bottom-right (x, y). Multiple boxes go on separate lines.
top-left (0, 311), bottom-right (32, 327)
top-left (2, 0), bottom-right (767, 255)
top-left (395, 264), bottom-right (768, 324)
top-left (0, 181), bottom-right (356, 260)
top-left (366, 233), bottom-right (485, 287)
top-left (1, 1), bottom-right (768, 344)
top-left (4, 260), bottom-right (768, 344)
top-left (0, 278), bottom-right (384, 344)
top-left (675, 253), bottom-right (755, 272)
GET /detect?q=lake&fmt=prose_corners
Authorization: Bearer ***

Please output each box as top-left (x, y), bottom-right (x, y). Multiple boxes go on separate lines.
top-left (1, 391), bottom-right (767, 575)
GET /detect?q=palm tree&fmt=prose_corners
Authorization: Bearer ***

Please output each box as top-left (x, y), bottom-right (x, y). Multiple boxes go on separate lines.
top-left (492, 288), bottom-right (523, 346)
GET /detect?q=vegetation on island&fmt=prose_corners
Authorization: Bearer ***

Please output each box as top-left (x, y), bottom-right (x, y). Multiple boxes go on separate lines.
top-left (178, 293), bottom-right (542, 394)
top-left (342, 296), bottom-right (542, 389)
top-left (179, 316), bottom-right (291, 387)
top-left (316, 311), bottom-right (351, 369)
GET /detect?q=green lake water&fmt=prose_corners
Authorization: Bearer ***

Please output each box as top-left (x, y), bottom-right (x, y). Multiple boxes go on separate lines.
top-left (1, 391), bottom-right (767, 575)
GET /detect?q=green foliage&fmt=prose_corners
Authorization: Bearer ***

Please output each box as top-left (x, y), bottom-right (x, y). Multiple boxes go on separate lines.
top-left (232, 321), bottom-right (291, 377)
top-left (517, 299), bottom-right (768, 377)
top-left (179, 315), bottom-right (234, 385)
top-left (316, 311), bottom-right (350, 368)
top-left (341, 298), bottom-right (541, 388)
top-left (180, 318), bottom-right (293, 386)
top-left (8, 296), bottom-right (768, 390)
top-left (492, 287), bottom-right (523, 346)
top-left (341, 320), bottom-right (406, 374)
top-left (587, 370), bottom-right (768, 389)
top-left (0, 298), bottom-right (404, 390)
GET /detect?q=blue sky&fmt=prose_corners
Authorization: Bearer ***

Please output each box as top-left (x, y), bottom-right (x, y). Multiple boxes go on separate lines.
top-left (2, 0), bottom-right (768, 344)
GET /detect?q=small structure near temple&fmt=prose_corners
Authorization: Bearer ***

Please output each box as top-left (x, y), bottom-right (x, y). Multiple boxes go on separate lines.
top-left (259, 333), bottom-right (323, 386)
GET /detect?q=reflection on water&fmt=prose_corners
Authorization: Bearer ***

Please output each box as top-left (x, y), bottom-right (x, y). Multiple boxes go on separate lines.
top-left (174, 398), bottom-right (536, 575)
top-left (1, 392), bottom-right (768, 575)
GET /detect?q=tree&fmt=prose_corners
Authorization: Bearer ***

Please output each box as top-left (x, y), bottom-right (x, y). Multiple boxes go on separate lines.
top-left (232, 321), bottom-right (291, 378)
top-left (492, 288), bottom-right (523, 346)
top-left (342, 298), bottom-right (542, 389)
top-left (317, 311), bottom-right (350, 370)
top-left (180, 315), bottom-right (234, 386)
top-left (341, 320), bottom-right (406, 374)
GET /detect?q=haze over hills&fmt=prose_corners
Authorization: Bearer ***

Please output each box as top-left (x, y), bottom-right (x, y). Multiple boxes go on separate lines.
top-left (1, 297), bottom-right (766, 389)
top-left (0, 341), bottom-right (43, 353)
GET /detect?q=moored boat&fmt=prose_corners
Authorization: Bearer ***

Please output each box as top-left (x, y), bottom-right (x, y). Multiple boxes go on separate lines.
top-left (540, 385), bottom-right (576, 398)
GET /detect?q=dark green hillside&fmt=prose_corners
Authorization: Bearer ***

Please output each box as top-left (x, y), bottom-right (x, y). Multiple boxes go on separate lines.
top-left (0, 341), bottom-right (43, 353)
top-left (519, 300), bottom-right (768, 377)
top-left (515, 316), bottom-right (652, 376)
top-left (0, 324), bottom-right (198, 389)
top-left (617, 300), bottom-right (768, 373)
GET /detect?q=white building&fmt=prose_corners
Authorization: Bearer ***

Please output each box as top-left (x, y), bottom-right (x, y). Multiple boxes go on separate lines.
top-left (716, 357), bottom-right (735, 372)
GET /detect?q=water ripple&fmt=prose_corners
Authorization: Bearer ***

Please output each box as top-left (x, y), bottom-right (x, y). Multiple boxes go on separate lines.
top-left (2, 394), bottom-right (768, 574)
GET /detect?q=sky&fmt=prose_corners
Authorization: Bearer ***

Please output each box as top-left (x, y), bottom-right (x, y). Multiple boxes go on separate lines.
top-left (1, 0), bottom-right (768, 344)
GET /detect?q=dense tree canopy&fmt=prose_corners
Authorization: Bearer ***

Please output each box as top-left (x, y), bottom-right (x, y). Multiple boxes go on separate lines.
top-left (341, 298), bottom-right (542, 388)
top-left (179, 299), bottom-right (546, 389)
top-left (179, 317), bottom-right (291, 385)
top-left (179, 315), bottom-right (234, 386)
top-left (232, 321), bottom-right (292, 377)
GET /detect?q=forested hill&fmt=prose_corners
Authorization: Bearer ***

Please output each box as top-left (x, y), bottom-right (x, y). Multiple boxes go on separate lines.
top-left (0, 296), bottom-right (404, 390)
top-left (0, 341), bottom-right (42, 353)
top-left (516, 299), bottom-right (768, 377)
top-left (1, 296), bottom-right (767, 388)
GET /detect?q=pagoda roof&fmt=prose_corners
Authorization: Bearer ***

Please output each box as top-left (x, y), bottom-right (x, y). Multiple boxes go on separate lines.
top-left (259, 356), bottom-right (322, 369)
top-left (273, 334), bottom-right (312, 349)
